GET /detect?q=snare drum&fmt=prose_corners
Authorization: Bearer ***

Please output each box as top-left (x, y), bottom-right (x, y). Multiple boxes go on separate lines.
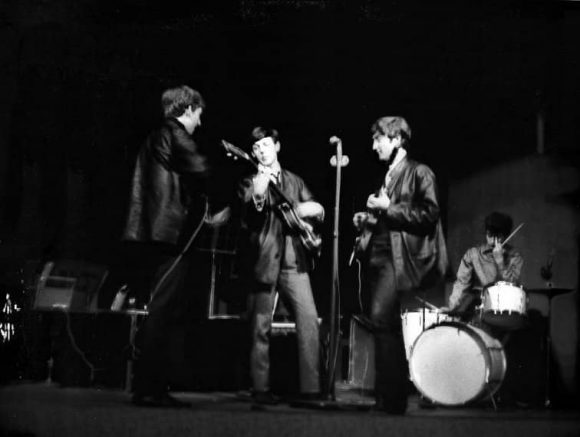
top-left (409, 321), bottom-right (506, 406)
top-left (401, 309), bottom-right (451, 360)
top-left (481, 281), bottom-right (527, 330)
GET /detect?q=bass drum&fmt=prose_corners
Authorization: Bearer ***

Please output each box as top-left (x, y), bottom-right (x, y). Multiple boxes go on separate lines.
top-left (409, 322), bottom-right (506, 406)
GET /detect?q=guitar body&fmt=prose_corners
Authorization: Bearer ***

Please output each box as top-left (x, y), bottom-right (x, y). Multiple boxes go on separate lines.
top-left (275, 202), bottom-right (322, 255)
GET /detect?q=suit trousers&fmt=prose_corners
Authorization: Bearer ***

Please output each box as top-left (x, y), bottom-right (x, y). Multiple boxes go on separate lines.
top-left (131, 243), bottom-right (189, 396)
top-left (248, 268), bottom-right (320, 394)
top-left (366, 252), bottom-right (409, 411)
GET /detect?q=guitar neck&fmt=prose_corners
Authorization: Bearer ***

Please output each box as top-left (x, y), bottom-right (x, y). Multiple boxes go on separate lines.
top-left (266, 174), bottom-right (293, 205)
top-left (221, 139), bottom-right (293, 205)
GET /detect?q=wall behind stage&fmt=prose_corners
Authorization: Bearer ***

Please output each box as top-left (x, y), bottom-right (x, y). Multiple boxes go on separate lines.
top-left (446, 152), bottom-right (579, 291)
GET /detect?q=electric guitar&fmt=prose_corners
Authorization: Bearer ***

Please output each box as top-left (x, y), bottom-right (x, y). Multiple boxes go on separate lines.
top-left (350, 148), bottom-right (403, 263)
top-left (221, 139), bottom-right (322, 256)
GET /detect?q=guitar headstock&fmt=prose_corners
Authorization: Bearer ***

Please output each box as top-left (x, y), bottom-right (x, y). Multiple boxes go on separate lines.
top-left (221, 139), bottom-right (251, 163)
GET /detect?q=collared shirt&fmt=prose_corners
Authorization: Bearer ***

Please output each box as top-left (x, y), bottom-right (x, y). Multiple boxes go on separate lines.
top-left (257, 162), bottom-right (282, 182)
top-left (449, 243), bottom-right (524, 309)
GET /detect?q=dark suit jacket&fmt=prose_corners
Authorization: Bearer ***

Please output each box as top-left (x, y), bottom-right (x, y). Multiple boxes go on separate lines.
top-left (238, 168), bottom-right (318, 285)
top-left (123, 118), bottom-right (209, 245)
top-left (369, 157), bottom-right (448, 292)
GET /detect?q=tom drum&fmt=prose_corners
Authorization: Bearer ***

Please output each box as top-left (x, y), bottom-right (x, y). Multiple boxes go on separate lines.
top-left (481, 281), bottom-right (527, 330)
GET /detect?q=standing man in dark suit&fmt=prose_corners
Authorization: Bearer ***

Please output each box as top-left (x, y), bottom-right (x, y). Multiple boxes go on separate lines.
top-left (123, 85), bottom-right (228, 407)
top-left (238, 126), bottom-right (324, 404)
top-left (352, 116), bottom-right (448, 414)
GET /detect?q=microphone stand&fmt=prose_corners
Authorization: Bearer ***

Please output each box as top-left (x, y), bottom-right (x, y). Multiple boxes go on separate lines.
top-left (325, 136), bottom-right (349, 399)
top-left (292, 137), bottom-right (373, 411)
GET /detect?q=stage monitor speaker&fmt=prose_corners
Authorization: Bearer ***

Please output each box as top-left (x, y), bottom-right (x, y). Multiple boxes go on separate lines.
top-left (348, 314), bottom-right (375, 392)
top-left (33, 260), bottom-right (108, 312)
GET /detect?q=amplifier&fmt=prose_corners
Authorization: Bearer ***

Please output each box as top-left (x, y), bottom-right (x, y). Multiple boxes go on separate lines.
top-left (33, 260), bottom-right (108, 312)
top-left (347, 314), bottom-right (375, 391)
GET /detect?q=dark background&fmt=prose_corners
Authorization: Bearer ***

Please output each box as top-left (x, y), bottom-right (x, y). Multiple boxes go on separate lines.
top-left (0, 0), bottom-right (579, 389)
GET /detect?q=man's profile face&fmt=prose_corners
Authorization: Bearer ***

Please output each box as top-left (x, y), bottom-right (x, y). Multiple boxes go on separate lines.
top-left (187, 107), bottom-right (203, 133)
top-left (252, 136), bottom-right (280, 167)
top-left (372, 133), bottom-right (401, 162)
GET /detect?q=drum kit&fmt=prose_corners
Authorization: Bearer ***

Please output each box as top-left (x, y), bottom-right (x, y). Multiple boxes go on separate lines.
top-left (402, 281), bottom-right (528, 406)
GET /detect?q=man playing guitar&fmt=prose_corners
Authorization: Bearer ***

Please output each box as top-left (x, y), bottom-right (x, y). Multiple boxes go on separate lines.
top-left (237, 126), bottom-right (324, 405)
top-left (351, 116), bottom-right (448, 414)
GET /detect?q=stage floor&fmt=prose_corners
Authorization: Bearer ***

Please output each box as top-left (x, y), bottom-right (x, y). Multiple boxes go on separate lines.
top-left (1, 383), bottom-right (579, 437)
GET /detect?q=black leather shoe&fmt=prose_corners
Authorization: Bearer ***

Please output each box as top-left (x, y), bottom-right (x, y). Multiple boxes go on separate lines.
top-left (252, 391), bottom-right (280, 405)
top-left (418, 396), bottom-right (437, 409)
top-left (373, 397), bottom-right (407, 415)
top-left (298, 392), bottom-right (326, 401)
top-left (132, 393), bottom-right (191, 408)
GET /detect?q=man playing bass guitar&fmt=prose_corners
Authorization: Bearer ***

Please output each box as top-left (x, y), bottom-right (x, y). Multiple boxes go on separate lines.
top-left (237, 126), bottom-right (324, 405)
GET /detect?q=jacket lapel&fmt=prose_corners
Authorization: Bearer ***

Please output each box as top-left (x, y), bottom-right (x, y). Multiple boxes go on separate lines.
top-left (386, 157), bottom-right (408, 199)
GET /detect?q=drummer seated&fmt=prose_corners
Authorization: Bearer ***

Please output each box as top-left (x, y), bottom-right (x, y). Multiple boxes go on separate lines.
top-left (441, 211), bottom-right (524, 320)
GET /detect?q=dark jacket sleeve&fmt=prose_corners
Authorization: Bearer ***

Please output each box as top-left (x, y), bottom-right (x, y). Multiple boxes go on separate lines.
top-left (384, 164), bottom-right (440, 236)
top-left (150, 125), bottom-right (209, 176)
top-left (297, 177), bottom-right (314, 203)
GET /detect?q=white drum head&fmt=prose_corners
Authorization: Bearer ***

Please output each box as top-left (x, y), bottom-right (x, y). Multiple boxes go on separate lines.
top-left (401, 310), bottom-right (450, 360)
top-left (409, 324), bottom-right (492, 405)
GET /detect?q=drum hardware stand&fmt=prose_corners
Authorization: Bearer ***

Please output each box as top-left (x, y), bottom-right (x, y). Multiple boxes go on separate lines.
top-left (543, 287), bottom-right (559, 408)
top-left (487, 390), bottom-right (498, 411)
top-left (527, 286), bottom-right (570, 409)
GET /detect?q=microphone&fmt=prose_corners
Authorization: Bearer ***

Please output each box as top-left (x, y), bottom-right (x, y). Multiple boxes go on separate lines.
top-left (329, 136), bottom-right (349, 167)
top-left (329, 136), bottom-right (341, 146)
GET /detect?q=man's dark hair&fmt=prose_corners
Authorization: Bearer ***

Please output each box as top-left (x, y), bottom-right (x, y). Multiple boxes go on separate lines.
top-left (371, 116), bottom-right (412, 147)
top-left (251, 126), bottom-right (279, 144)
top-left (161, 85), bottom-right (205, 118)
top-left (484, 212), bottom-right (513, 239)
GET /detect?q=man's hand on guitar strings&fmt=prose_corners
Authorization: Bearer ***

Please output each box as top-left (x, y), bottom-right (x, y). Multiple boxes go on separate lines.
top-left (353, 212), bottom-right (368, 231)
top-left (366, 193), bottom-right (390, 211)
top-left (295, 201), bottom-right (324, 221)
top-left (252, 172), bottom-right (272, 197)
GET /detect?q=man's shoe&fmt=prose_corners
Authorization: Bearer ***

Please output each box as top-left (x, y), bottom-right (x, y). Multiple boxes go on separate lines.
top-left (297, 392), bottom-right (326, 401)
top-left (252, 391), bottom-right (280, 405)
top-left (418, 396), bottom-right (437, 409)
top-left (287, 392), bottom-right (331, 409)
top-left (132, 393), bottom-right (191, 408)
top-left (373, 396), bottom-right (407, 415)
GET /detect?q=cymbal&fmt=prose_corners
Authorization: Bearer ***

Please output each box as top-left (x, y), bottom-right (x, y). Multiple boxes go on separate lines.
top-left (526, 288), bottom-right (573, 296)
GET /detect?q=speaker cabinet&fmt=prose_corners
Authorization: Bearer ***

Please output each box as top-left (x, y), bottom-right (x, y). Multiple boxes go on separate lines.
top-left (348, 315), bottom-right (375, 392)
top-left (33, 260), bottom-right (108, 312)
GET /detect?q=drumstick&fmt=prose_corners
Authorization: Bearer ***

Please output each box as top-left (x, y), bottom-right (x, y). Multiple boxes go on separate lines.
top-left (414, 296), bottom-right (440, 311)
top-left (500, 223), bottom-right (524, 247)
